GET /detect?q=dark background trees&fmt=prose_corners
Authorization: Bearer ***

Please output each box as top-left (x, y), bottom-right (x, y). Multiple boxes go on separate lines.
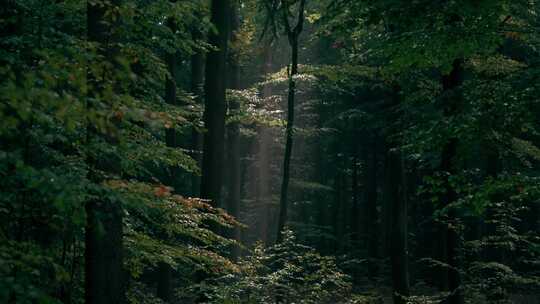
top-left (1, 0), bottom-right (540, 304)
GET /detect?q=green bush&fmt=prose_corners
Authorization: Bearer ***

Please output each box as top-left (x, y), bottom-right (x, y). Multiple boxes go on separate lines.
top-left (204, 230), bottom-right (353, 304)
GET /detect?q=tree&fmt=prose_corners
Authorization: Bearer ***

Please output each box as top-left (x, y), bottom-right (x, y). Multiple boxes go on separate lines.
top-left (383, 86), bottom-right (410, 304)
top-left (386, 147), bottom-right (410, 304)
top-left (155, 15), bottom-right (181, 303)
top-left (200, 0), bottom-right (230, 206)
top-left (226, 0), bottom-right (242, 259)
top-left (85, 1), bottom-right (125, 303)
top-left (190, 21), bottom-right (205, 197)
top-left (275, 0), bottom-right (307, 244)
top-left (438, 59), bottom-right (465, 304)
top-left (2, 0), bottom-right (540, 303)
top-left (363, 137), bottom-right (379, 278)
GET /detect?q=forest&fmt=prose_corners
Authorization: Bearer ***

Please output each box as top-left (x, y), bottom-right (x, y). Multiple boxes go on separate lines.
top-left (1, 0), bottom-right (540, 303)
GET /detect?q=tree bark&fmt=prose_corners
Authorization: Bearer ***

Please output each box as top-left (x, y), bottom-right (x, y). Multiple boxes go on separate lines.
top-left (381, 86), bottom-right (410, 304)
top-left (190, 27), bottom-right (205, 197)
top-left (200, 0), bottom-right (230, 206)
top-left (381, 146), bottom-right (393, 258)
top-left (155, 18), bottom-right (180, 303)
top-left (439, 59), bottom-right (464, 304)
top-left (164, 26), bottom-right (178, 148)
top-left (364, 139), bottom-right (379, 278)
top-left (351, 151), bottom-right (360, 245)
top-left (85, 199), bottom-right (124, 304)
top-left (332, 166), bottom-right (345, 253)
top-left (226, 2), bottom-right (241, 259)
top-left (276, 0), bottom-right (306, 244)
top-left (349, 149), bottom-right (361, 283)
top-left (85, 1), bottom-right (125, 304)
top-left (156, 263), bottom-right (172, 302)
top-left (386, 147), bottom-right (410, 304)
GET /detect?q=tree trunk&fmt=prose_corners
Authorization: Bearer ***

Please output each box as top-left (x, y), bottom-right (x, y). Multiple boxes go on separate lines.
top-left (276, 39), bottom-right (298, 243)
top-left (381, 147), bottom-right (393, 258)
top-left (351, 151), bottom-right (360, 245)
top-left (439, 59), bottom-right (464, 304)
top-left (386, 147), bottom-right (410, 304)
top-left (226, 2), bottom-right (241, 259)
top-left (276, 0), bottom-right (306, 243)
top-left (350, 150), bottom-right (361, 283)
top-left (190, 27), bottom-right (205, 197)
top-left (156, 263), bottom-right (172, 302)
top-left (332, 167), bottom-right (345, 253)
top-left (85, 1), bottom-right (125, 303)
top-left (155, 18), bottom-right (180, 303)
top-left (200, 0), bottom-right (230, 206)
top-left (364, 138), bottom-right (379, 278)
top-left (380, 85), bottom-right (410, 304)
top-left (164, 30), bottom-right (178, 157)
top-left (85, 199), bottom-right (124, 304)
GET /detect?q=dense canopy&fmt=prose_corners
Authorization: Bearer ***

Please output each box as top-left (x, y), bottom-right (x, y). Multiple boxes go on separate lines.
top-left (1, 0), bottom-right (539, 303)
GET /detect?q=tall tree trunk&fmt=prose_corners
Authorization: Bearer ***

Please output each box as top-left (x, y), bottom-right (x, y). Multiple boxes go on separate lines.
top-left (386, 147), bottom-right (410, 304)
top-left (350, 150), bottom-right (361, 284)
top-left (85, 1), bottom-right (125, 303)
top-left (332, 167), bottom-right (345, 253)
top-left (200, 0), bottom-right (230, 206)
top-left (382, 86), bottom-right (410, 304)
top-left (351, 151), bottom-right (360, 245)
top-left (381, 146), bottom-right (393, 258)
top-left (156, 18), bottom-right (179, 303)
top-left (276, 39), bottom-right (298, 243)
top-left (190, 27), bottom-right (205, 197)
top-left (276, 0), bottom-right (306, 243)
top-left (364, 138), bottom-right (379, 278)
top-left (164, 31), bottom-right (178, 106)
top-left (156, 263), bottom-right (172, 302)
top-left (439, 59), bottom-right (464, 304)
top-left (226, 2), bottom-right (241, 259)
top-left (85, 199), bottom-right (124, 304)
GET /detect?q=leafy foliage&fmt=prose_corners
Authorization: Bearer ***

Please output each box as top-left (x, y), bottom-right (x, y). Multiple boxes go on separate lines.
top-left (203, 231), bottom-right (357, 304)
top-left (0, 1), bottom-right (237, 303)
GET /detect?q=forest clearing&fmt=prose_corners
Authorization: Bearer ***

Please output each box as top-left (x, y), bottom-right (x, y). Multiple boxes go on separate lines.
top-left (1, 0), bottom-right (540, 303)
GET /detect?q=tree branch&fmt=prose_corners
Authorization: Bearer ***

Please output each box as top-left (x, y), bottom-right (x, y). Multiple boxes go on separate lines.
top-left (293, 0), bottom-right (307, 36)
